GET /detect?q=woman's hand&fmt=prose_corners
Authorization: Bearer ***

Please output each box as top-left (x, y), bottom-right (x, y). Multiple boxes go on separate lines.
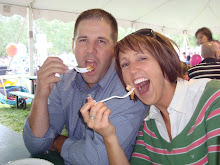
top-left (80, 97), bottom-right (116, 139)
top-left (81, 97), bottom-right (130, 165)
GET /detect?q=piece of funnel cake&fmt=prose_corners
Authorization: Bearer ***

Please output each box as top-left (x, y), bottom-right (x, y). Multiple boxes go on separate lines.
top-left (87, 64), bottom-right (94, 71)
top-left (126, 84), bottom-right (134, 100)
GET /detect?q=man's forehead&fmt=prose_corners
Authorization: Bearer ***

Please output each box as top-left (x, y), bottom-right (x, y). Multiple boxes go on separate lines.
top-left (76, 20), bottom-right (113, 39)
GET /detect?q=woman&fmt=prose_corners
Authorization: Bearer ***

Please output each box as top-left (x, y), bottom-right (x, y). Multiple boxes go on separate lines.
top-left (195, 27), bottom-right (213, 45)
top-left (81, 29), bottom-right (220, 164)
top-left (195, 27), bottom-right (220, 58)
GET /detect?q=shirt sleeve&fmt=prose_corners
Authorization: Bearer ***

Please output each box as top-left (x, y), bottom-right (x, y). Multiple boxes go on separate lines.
top-left (23, 118), bottom-right (57, 154)
top-left (205, 88), bottom-right (220, 164)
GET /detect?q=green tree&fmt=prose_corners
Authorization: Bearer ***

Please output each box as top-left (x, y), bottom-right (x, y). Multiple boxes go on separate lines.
top-left (33, 19), bottom-right (74, 55)
top-left (0, 15), bottom-right (28, 58)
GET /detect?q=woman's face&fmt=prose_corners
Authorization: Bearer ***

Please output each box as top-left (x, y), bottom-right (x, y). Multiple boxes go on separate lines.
top-left (119, 48), bottom-right (170, 106)
top-left (196, 32), bottom-right (209, 45)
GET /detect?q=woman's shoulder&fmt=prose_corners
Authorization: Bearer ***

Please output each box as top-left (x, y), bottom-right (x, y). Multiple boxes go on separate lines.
top-left (205, 79), bottom-right (220, 91)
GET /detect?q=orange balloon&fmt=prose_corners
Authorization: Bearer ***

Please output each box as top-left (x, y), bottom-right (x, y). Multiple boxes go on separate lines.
top-left (6, 43), bottom-right (18, 57)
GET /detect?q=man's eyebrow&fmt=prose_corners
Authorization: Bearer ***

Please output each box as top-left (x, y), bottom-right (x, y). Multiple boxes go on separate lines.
top-left (77, 36), bottom-right (87, 39)
top-left (97, 36), bottom-right (108, 40)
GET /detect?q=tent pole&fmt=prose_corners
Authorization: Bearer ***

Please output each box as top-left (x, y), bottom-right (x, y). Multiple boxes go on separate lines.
top-left (183, 30), bottom-right (187, 53)
top-left (27, 7), bottom-right (34, 76)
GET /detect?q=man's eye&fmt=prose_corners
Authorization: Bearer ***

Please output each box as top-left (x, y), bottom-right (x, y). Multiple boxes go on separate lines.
top-left (98, 40), bottom-right (106, 44)
top-left (79, 39), bottom-right (87, 42)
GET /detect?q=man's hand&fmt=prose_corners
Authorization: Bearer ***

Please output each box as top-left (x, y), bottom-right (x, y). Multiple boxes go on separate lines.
top-left (35, 57), bottom-right (68, 99)
top-left (50, 135), bottom-right (68, 153)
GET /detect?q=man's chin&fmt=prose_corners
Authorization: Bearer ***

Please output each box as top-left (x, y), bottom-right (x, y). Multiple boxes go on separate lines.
top-left (82, 76), bottom-right (99, 88)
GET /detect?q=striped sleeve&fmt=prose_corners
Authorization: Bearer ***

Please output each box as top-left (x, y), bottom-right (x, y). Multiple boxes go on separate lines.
top-left (205, 89), bottom-right (220, 164)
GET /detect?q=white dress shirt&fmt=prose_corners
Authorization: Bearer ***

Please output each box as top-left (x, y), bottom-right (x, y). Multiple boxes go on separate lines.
top-left (144, 78), bottom-right (211, 142)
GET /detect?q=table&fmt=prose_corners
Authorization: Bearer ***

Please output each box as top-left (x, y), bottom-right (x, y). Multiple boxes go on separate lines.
top-left (0, 124), bottom-right (64, 165)
top-left (25, 76), bottom-right (37, 94)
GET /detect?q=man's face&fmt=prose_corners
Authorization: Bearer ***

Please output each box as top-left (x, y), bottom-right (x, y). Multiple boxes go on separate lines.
top-left (73, 20), bottom-right (115, 88)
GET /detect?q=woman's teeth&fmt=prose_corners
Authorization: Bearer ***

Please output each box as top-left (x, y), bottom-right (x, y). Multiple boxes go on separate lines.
top-left (134, 78), bottom-right (148, 85)
top-left (134, 78), bottom-right (149, 94)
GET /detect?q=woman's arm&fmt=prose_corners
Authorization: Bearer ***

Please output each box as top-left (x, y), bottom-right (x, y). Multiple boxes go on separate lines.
top-left (80, 97), bottom-right (130, 165)
top-left (104, 135), bottom-right (129, 165)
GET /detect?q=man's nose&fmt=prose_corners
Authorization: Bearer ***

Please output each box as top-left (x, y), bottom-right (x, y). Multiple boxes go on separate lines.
top-left (86, 42), bottom-right (96, 54)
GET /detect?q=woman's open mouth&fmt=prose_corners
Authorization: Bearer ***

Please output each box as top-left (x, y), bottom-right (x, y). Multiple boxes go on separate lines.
top-left (134, 78), bottom-right (150, 94)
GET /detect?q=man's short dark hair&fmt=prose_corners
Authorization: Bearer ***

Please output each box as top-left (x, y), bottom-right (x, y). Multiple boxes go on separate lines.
top-left (74, 9), bottom-right (118, 43)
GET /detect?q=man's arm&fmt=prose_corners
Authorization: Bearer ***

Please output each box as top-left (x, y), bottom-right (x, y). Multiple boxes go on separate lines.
top-left (25, 57), bottom-right (68, 137)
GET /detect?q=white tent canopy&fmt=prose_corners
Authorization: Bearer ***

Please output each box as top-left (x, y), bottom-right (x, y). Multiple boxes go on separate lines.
top-left (0, 0), bottom-right (220, 35)
top-left (0, 0), bottom-right (220, 77)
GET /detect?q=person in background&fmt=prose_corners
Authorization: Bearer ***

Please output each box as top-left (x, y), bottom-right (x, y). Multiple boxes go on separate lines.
top-left (81, 29), bottom-right (220, 164)
top-left (180, 61), bottom-right (189, 80)
top-left (195, 27), bottom-right (220, 58)
top-left (185, 52), bottom-right (191, 65)
top-left (182, 52), bottom-right (187, 62)
top-left (23, 9), bottom-right (147, 165)
top-left (195, 27), bottom-right (213, 45)
top-left (188, 42), bottom-right (220, 79)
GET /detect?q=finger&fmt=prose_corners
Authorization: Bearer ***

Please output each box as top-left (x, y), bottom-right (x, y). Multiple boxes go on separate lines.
top-left (94, 105), bottom-right (108, 125)
top-left (38, 63), bottom-right (68, 78)
top-left (80, 99), bottom-right (96, 123)
top-left (39, 57), bottom-right (68, 77)
top-left (87, 95), bottom-right (94, 103)
top-left (101, 109), bottom-right (111, 125)
top-left (89, 102), bottom-right (104, 121)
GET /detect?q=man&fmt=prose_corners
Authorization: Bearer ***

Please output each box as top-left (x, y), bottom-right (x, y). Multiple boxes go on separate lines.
top-left (23, 9), bottom-right (148, 164)
top-left (188, 42), bottom-right (220, 79)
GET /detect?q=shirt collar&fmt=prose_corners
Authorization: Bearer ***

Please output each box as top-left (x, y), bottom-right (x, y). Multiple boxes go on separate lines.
top-left (145, 78), bottom-right (211, 121)
top-left (168, 78), bottom-right (188, 113)
top-left (145, 78), bottom-right (189, 121)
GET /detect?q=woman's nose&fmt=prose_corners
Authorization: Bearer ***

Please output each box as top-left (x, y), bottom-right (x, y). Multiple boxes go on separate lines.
top-left (129, 62), bottom-right (139, 74)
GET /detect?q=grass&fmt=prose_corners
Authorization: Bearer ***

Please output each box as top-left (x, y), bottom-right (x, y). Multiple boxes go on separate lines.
top-left (0, 103), bottom-right (31, 134)
top-left (0, 103), bottom-right (68, 136)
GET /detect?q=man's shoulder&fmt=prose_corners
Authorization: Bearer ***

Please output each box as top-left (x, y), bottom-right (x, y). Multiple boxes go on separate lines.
top-left (189, 61), bottom-right (220, 70)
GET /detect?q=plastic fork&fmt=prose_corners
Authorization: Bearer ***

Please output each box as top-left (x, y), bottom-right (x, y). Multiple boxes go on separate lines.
top-left (67, 64), bottom-right (90, 73)
top-left (74, 66), bottom-right (90, 73)
top-left (98, 88), bottom-right (135, 103)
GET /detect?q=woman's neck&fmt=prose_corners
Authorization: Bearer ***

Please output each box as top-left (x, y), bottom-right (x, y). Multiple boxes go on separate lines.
top-left (155, 81), bottom-right (177, 141)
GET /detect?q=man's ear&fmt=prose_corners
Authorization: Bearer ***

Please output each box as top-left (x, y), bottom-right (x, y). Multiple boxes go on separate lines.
top-left (72, 38), bottom-right (75, 53)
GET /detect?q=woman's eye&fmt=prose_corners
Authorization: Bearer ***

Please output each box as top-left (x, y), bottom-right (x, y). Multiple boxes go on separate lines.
top-left (138, 57), bottom-right (146, 61)
top-left (121, 63), bottom-right (129, 68)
